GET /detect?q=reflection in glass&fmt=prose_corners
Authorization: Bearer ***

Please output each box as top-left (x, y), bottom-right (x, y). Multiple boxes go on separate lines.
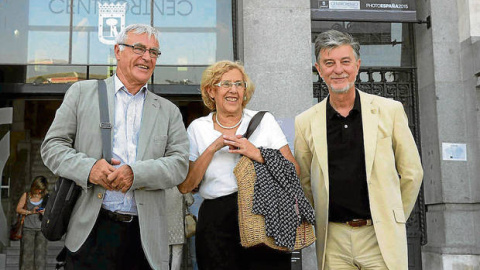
top-left (154, 66), bottom-right (207, 85)
top-left (1, 0), bottom-right (235, 85)
top-left (159, 33), bottom-right (217, 65)
top-left (0, 0), bottom-right (29, 64)
top-left (26, 65), bottom-right (87, 84)
top-left (312, 22), bottom-right (414, 67)
top-left (26, 1), bottom-right (70, 64)
top-left (28, 31), bottom-right (70, 64)
top-left (154, 0), bottom-right (233, 65)
top-left (72, 30), bottom-right (117, 65)
top-left (30, 0), bottom-right (71, 26)
top-left (89, 65), bottom-right (116, 80)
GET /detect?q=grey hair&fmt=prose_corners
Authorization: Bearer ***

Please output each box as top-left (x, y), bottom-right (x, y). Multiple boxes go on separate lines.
top-left (314, 30), bottom-right (360, 63)
top-left (115, 24), bottom-right (160, 50)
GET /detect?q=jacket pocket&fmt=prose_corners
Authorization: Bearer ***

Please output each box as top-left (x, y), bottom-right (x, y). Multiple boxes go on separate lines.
top-left (393, 208), bottom-right (406, 223)
top-left (154, 135), bottom-right (167, 151)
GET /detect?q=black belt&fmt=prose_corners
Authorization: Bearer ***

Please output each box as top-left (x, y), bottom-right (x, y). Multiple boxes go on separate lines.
top-left (100, 208), bottom-right (137, 223)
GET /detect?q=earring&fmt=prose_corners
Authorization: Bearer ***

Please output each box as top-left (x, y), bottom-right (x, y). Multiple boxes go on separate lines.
top-left (244, 96), bottom-right (247, 101)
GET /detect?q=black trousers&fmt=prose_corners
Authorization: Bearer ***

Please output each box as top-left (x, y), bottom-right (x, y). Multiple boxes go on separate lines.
top-left (65, 209), bottom-right (151, 270)
top-left (196, 192), bottom-right (291, 270)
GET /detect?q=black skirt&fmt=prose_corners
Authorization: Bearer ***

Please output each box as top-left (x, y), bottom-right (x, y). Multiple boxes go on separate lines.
top-left (195, 192), bottom-right (291, 270)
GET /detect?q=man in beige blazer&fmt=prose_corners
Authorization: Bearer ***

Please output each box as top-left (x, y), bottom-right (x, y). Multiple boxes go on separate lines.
top-left (41, 24), bottom-right (189, 269)
top-left (294, 30), bottom-right (423, 270)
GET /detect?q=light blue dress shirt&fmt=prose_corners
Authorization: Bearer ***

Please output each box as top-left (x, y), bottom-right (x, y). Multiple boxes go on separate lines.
top-left (102, 75), bottom-right (146, 215)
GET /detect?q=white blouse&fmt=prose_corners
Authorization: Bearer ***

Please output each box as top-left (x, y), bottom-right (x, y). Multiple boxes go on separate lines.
top-left (187, 109), bottom-right (288, 199)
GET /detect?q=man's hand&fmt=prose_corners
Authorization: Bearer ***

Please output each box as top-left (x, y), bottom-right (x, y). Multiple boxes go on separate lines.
top-left (107, 165), bottom-right (134, 193)
top-left (88, 159), bottom-right (120, 190)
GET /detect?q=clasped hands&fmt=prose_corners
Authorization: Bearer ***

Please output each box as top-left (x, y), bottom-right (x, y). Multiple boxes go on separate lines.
top-left (222, 134), bottom-right (264, 163)
top-left (88, 159), bottom-right (133, 193)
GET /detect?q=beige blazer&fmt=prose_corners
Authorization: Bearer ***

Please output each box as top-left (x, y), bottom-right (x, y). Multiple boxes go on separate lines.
top-left (41, 77), bottom-right (189, 270)
top-left (294, 90), bottom-right (423, 270)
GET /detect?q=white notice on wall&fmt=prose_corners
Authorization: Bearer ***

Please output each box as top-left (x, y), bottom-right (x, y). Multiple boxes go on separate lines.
top-left (442, 143), bottom-right (467, 161)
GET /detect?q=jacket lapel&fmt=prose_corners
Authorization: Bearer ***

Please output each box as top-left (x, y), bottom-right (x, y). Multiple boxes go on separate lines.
top-left (136, 91), bottom-right (159, 160)
top-left (311, 100), bottom-right (329, 192)
top-left (360, 91), bottom-right (379, 181)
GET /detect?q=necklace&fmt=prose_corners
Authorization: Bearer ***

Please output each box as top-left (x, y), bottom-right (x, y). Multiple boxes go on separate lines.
top-left (215, 112), bottom-right (243, 129)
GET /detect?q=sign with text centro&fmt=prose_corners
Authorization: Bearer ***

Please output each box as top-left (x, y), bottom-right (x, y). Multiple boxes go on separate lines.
top-left (311, 0), bottom-right (417, 22)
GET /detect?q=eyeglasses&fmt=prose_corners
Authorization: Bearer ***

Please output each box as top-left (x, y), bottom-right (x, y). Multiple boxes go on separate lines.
top-left (119, 43), bottom-right (161, 58)
top-left (214, 81), bottom-right (247, 89)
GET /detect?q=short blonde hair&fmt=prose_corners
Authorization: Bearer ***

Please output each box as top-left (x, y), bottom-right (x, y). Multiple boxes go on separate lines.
top-left (200, 60), bottom-right (255, 111)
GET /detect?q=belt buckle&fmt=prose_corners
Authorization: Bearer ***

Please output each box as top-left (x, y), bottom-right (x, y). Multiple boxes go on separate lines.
top-left (116, 213), bottom-right (134, 223)
top-left (122, 215), bottom-right (134, 223)
top-left (346, 219), bottom-right (371, 227)
top-left (103, 209), bottom-right (134, 223)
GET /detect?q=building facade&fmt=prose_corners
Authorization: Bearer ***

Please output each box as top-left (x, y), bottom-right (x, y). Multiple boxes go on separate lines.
top-left (0, 0), bottom-right (479, 269)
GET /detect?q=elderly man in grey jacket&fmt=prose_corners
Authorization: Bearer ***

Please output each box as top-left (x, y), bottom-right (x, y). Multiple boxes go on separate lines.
top-left (41, 24), bottom-right (189, 270)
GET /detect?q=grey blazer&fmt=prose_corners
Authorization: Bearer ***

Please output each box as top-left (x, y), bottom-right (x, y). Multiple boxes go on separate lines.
top-left (41, 77), bottom-right (189, 269)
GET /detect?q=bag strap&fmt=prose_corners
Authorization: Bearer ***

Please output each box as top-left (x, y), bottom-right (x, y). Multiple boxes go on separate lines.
top-left (97, 80), bottom-right (112, 164)
top-left (243, 111), bottom-right (267, 139)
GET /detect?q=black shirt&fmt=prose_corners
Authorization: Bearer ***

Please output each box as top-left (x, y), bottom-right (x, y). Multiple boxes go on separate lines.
top-left (326, 91), bottom-right (371, 222)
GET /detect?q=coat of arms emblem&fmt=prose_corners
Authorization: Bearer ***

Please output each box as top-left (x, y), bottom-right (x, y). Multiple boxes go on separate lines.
top-left (98, 2), bottom-right (127, 45)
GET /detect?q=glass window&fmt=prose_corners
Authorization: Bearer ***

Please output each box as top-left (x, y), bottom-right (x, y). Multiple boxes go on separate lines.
top-left (0, 0), bottom-right (235, 84)
top-left (153, 0), bottom-right (233, 66)
top-left (26, 65), bottom-right (87, 84)
top-left (28, 1), bottom-right (71, 64)
top-left (312, 22), bottom-right (414, 67)
top-left (89, 65), bottom-right (116, 80)
top-left (0, 0), bottom-right (70, 64)
top-left (72, 1), bottom-right (150, 65)
top-left (28, 31), bottom-right (70, 64)
top-left (153, 66), bottom-right (207, 85)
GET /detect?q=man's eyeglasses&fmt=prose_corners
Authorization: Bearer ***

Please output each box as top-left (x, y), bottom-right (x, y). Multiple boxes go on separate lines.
top-left (119, 43), bottom-right (161, 58)
top-left (214, 81), bottom-right (248, 89)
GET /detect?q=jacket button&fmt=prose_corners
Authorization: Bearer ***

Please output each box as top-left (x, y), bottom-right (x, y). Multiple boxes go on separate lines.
top-left (97, 193), bottom-right (103, 199)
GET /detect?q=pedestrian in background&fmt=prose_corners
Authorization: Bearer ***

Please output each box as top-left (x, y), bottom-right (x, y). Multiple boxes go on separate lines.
top-left (16, 175), bottom-right (49, 270)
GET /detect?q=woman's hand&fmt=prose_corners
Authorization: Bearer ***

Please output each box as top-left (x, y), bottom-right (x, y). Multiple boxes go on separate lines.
top-left (223, 134), bottom-right (264, 163)
top-left (34, 206), bottom-right (45, 215)
top-left (210, 134), bottom-right (227, 153)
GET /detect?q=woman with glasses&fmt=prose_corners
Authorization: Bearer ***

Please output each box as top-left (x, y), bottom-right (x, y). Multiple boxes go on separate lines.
top-left (178, 60), bottom-right (300, 270)
top-left (15, 176), bottom-right (49, 270)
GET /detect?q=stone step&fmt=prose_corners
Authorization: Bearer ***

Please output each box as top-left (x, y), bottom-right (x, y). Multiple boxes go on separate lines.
top-left (5, 240), bottom-right (65, 270)
top-left (30, 169), bottom-right (54, 178)
top-left (6, 258), bottom-right (62, 269)
top-left (30, 170), bottom-right (54, 178)
top-left (31, 161), bottom-right (50, 171)
top-left (7, 239), bottom-right (65, 249)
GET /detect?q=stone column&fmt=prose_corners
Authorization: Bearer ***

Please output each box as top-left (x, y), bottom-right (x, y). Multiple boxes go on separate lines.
top-left (241, 0), bottom-right (316, 269)
top-left (415, 0), bottom-right (480, 268)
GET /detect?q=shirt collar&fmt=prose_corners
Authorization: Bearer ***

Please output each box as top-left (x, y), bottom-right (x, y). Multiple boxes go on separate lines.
top-left (327, 89), bottom-right (361, 120)
top-left (114, 74), bottom-right (147, 98)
